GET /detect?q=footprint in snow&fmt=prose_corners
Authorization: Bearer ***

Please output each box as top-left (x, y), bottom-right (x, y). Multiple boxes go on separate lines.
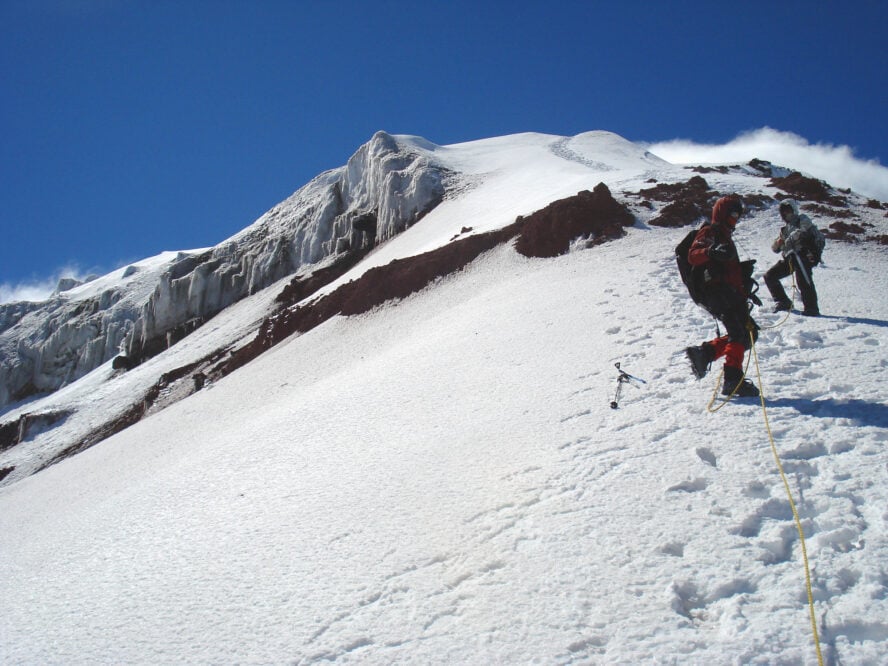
top-left (742, 480), bottom-right (771, 499)
top-left (781, 440), bottom-right (829, 460)
top-left (696, 447), bottom-right (717, 467)
top-left (560, 409), bottom-right (592, 423)
top-left (670, 577), bottom-right (756, 621)
top-left (734, 497), bottom-right (793, 538)
top-left (667, 477), bottom-right (708, 493)
top-left (754, 523), bottom-right (798, 565)
top-left (659, 541), bottom-right (686, 557)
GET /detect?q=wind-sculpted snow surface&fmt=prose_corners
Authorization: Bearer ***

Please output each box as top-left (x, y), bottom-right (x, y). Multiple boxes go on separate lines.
top-left (0, 132), bottom-right (449, 408)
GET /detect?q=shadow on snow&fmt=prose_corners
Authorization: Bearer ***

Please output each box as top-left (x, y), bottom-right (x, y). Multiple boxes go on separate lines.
top-left (818, 314), bottom-right (888, 329)
top-left (767, 397), bottom-right (888, 429)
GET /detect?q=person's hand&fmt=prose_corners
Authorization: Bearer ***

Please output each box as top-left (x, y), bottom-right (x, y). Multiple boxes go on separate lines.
top-left (709, 244), bottom-right (731, 261)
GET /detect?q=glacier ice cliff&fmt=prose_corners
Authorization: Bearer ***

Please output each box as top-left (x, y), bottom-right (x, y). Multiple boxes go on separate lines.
top-left (0, 131), bottom-right (449, 409)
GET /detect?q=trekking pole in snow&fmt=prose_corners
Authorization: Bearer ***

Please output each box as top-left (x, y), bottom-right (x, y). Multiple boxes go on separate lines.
top-left (610, 362), bottom-right (646, 409)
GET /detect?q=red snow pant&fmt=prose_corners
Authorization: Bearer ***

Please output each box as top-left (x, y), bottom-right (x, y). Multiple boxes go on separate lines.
top-left (709, 336), bottom-right (745, 369)
top-left (700, 285), bottom-right (758, 370)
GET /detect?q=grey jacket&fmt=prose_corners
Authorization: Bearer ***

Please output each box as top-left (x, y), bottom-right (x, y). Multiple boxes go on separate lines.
top-left (772, 199), bottom-right (818, 258)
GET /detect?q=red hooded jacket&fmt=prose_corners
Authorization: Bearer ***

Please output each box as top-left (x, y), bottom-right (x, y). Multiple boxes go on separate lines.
top-left (687, 197), bottom-right (745, 295)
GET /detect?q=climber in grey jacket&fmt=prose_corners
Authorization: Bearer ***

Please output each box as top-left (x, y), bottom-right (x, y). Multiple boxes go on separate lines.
top-left (764, 199), bottom-right (823, 316)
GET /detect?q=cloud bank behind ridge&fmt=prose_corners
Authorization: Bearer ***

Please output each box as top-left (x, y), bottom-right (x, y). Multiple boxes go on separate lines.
top-left (0, 265), bottom-right (88, 305)
top-left (648, 127), bottom-right (888, 202)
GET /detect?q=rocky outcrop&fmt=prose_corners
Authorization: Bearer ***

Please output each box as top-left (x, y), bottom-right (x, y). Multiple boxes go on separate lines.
top-left (629, 175), bottom-right (774, 228)
top-left (514, 184), bottom-right (635, 257)
top-left (0, 409), bottom-right (72, 454)
top-left (631, 176), bottom-right (717, 228)
top-left (770, 171), bottom-right (849, 206)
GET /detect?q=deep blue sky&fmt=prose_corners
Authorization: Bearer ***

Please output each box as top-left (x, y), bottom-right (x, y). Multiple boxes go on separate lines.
top-left (2, 0), bottom-right (886, 297)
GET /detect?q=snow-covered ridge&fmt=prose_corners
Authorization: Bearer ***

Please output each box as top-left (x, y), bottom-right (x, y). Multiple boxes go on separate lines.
top-left (0, 130), bottom-right (674, 413)
top-left (2, 130), bottom-right (885, 471)
top-left (0, 131), bottom-right (449, 409)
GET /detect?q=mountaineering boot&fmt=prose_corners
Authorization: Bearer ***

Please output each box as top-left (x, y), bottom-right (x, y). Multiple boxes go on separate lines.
top-left (685, 343), bottom-right (714, 380)
top-left (802, 309), bottom-right (820, 317)
top-left (722, 366), bottom-right (759, 398)
top-left (772, 299), bottom-right (792, 312)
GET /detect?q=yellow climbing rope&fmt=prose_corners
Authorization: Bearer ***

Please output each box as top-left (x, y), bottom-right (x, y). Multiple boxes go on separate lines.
top-left (749, 332), bottom-right (824, 666)
top-left (705, 302), bottom-right (824, 664)
top-left (700, 262), bottom-right (821, 661)
top-left (705, 354), bottom-right (752, 413)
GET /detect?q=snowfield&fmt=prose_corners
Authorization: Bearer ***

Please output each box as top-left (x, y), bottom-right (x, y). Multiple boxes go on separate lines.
top-left (1, 132), bottom-right (887, 664)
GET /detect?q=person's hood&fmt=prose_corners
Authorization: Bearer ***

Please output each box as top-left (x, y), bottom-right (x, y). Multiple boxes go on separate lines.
top-left (712, 194), bottom-right (743, 227)
top-left (779, 198), bottom-right (801, 220)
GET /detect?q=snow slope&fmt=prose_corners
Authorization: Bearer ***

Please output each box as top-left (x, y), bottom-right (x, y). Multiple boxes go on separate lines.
top-left (1, 132), bottom-right (887, 664)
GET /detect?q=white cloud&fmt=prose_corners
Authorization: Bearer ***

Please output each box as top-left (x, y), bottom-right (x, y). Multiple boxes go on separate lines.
top-left (0, 265), bottom-right (87, 305)
top-left (647, 128), bottom-right (888, 202)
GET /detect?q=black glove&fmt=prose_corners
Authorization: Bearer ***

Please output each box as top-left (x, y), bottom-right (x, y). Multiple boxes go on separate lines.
top-left (743, 269), bottom-right (760, 298)
top-left (708, 244), bottom-right (731, 261)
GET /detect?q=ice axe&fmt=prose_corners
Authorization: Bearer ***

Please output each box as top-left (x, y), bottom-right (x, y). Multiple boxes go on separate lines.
top-left (790, 250), bottom-right (812, 286)
top-left (611, 362), bottom-right (646, 409)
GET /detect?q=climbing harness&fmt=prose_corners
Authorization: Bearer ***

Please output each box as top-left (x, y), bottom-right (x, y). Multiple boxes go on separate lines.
top-left (610, 362), bottom-right (645, 409)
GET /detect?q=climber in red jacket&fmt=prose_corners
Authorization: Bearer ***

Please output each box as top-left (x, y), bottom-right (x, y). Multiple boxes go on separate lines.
top-left (684, 194), bottom-right (761, 397)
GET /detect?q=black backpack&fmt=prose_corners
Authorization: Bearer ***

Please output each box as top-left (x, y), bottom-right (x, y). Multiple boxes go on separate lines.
top-left (802, 226), bottom-right (826, 265)
top-left (675, 226), bottom-right (705, 304)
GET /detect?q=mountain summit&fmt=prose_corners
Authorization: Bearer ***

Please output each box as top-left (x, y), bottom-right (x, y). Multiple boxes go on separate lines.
top-left (1, 131), bottom-right (887, 663)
